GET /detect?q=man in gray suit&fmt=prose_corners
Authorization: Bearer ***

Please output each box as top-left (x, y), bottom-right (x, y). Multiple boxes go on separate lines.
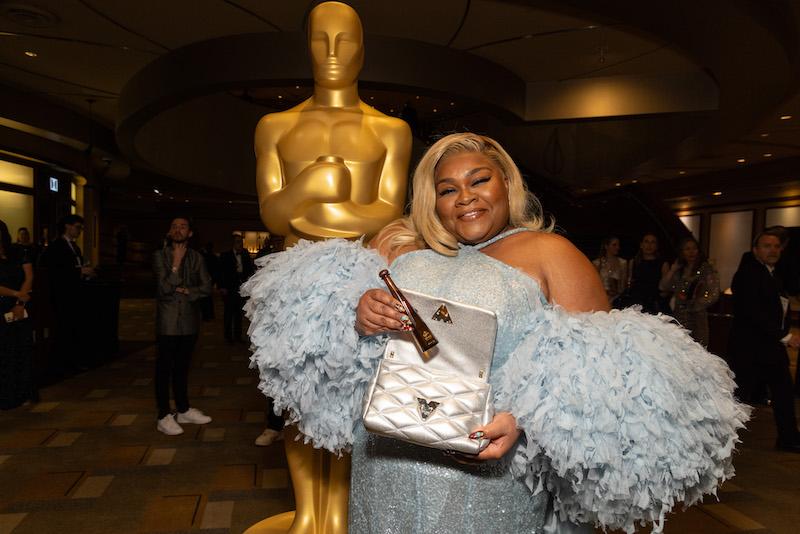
top-left (153, 217), bottom-right (213, 435)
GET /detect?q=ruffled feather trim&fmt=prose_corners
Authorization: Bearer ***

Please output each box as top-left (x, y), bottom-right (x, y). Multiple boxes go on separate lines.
top-left (494, 307), bottom-right (750, 533)
top-left (241, 239), bottom-right (387, 454)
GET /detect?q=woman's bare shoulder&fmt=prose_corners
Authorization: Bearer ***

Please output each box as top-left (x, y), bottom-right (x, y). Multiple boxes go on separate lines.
top-left (505, 231), bottom-right (608, 311)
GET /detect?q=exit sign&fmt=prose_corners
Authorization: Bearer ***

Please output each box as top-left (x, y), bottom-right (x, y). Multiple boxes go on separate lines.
top-left (49, 177), bottom-right (58, 192)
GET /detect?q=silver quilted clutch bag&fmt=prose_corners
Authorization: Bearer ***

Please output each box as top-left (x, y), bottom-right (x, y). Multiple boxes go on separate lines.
top-left (362, 289), bottom-right (497, 455)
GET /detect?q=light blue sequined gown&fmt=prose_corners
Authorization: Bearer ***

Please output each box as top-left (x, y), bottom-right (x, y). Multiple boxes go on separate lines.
top-left (350, 229), bottom-right (557, 534)
top-left (243, 231), bottom-right (748, 534)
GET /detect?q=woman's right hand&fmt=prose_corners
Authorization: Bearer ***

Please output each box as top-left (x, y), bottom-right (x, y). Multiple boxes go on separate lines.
top-left (355, 289), bottom-right (408, 336)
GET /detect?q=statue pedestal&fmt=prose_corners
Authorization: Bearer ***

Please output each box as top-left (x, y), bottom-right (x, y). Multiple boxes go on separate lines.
top-left (243, 512), bottom-right (295, 534)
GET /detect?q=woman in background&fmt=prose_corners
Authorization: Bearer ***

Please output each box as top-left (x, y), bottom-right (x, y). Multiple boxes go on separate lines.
top-left (592, 236), bottom-right (628, 306)
top-left (660, 236), bottom-right (720, 346)
top-left (0, 219), bottom-right (34, 409)
top-left (625, 233), bottom-right (670, 314)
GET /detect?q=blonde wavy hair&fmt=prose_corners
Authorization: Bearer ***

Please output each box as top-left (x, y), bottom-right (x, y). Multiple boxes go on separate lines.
top-left (377, 132), bottom-right (552, 257)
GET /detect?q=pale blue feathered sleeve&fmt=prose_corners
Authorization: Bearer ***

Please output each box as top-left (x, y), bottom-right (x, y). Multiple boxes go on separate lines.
top-left (493, 307), bottom-right (750, 533)
top-left (240, 239), bottom-right (387, 454)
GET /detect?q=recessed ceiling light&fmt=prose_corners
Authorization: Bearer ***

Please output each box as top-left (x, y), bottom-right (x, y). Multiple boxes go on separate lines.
top-left (184, 199), bottom-right (189, 203)
top-left (736, 158), bottom-right (746, 163)
top-left (277, 95), bottom-right (282, 99)
top-left (450, 102), bottom-right (455, 106)
top-left (432, 108), bottom-right (437, 113)
top-left (678, 170), bottom-right (686, 175)
top-left (24, 51), bottom-right (37, 57)
top-left (713, 191), bottom-right (722, 196)
top-left (153, 188), bottom-right (160, 194)
top-left (389, 108), bottom-right (394, 113)
top-left (760, 132), bottom-right (769, 137)
top-left (295, 85), bottom-right (300, 89)
top-left (763, 153), bottom-right (773, 157)
top-left (631, 179), bottom-right (638, 183)
top-left (415, 95), bottom-right (420, 100)
top-left (614, 182), bottom-right (621, 187)
top-left (369, 96), bottom-right (374, 100)
top-left (780, 115), bottom-right (792, 120)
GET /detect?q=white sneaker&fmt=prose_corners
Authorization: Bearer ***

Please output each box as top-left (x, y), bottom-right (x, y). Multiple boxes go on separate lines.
top-left (176, 407), bottom-right (212, 425)
top-left (157, 414), bottom-right (184, 435)
top-left (255, 428), bottom-right (282, 447)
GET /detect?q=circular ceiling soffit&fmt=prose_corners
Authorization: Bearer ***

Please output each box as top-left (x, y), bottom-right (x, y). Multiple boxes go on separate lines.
top-left (0, 2), bottom-right (59, 27)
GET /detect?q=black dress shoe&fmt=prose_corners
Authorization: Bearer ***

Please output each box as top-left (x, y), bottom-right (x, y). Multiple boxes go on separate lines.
top-left (775, 438), bottom-right (800, 453)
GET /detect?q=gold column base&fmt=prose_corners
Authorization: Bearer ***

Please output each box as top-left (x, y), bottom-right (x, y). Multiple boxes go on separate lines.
top-left (243, 511), bottom-right (296, 534)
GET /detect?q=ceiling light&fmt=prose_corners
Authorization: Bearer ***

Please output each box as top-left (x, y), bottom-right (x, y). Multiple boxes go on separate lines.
top-left (432, 108), bottom-right (437, 113)
top-left (760, 132), bottom-right (769, 137)
top-left (713, 191), bottom-right (722, 196)
top-left (736, 158), bottom-right (746, 163)
top-left (763, 153), bottom-right (773, 157)
top-left (631, 179), bottom-right (638, 184)
top-left (24, 50), bottom-right (37, 57)
top-left (678, 170), bottom-right (686, 175)
top-left (184, 199), bottom-right (189, 203)
top-left (614, 182), bottom-right (621, 187)
top-left (369, 96), bottom-right (374, 100)
top-left (295, 85), bottom-right (300, 89)
top-left (780, 115), bottom-right (792, 120)
top-left (389, 108), bottom-right (394, 113)
top-left (415, 95), bottom-right (420, 100)
top-left (450, 102), bottom-right (455, 106)
top-left (153, 188), bottom-right (160, 194)
top-left (277, 95), bottom-right (282, 99)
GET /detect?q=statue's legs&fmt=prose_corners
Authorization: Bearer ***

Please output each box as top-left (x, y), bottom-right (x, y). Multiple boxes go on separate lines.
top-left (320, 450), bottom-right (351, 534)
top-left (244, 425), bottom-right (351, 534)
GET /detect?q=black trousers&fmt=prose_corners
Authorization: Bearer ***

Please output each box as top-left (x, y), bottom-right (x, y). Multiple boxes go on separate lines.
top-left (223, 293), bottom-right (245, 341)
top-left (155, 334), bottom-right (197, 419)
top-left (736, 347), bottom-right (799, 442)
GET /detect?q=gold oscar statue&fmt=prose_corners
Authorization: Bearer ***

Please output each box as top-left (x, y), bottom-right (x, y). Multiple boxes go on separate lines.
top-left (245, 2), bottom-right (411, 534)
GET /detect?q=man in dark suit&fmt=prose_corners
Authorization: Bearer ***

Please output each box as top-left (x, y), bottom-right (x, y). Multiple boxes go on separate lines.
top-left (730, 229), bottom-right (800, 452)
top-left (45, 214), bottom-right (95, 374)
top-left (219, 233), bottom-right (255, 343)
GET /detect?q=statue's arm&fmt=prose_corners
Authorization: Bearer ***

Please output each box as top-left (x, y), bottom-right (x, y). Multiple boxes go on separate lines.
top-left (374, 118), bottom-right (412, 211)
top-left (255, 115), bottom-right (291, 236)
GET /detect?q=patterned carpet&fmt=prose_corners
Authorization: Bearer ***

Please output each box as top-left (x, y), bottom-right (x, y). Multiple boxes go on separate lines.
top-left (0, 298), bottom-right (798, 533)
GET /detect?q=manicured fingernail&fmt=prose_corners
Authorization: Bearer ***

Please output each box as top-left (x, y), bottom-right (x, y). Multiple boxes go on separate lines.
top-left (401, 314), bottom-right (409, 322)
top-left (469, 431), bottom-right (485, 440)
top-left (394, 302), bottom-right (404, 312)
top-left (402, 325), bottom-right (413, 331)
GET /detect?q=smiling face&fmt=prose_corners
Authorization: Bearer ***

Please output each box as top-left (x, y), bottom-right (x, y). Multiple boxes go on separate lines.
top-left (308, 2), bottom-right (364, 89)
top-left (434, 152), bottom-right (510, 245)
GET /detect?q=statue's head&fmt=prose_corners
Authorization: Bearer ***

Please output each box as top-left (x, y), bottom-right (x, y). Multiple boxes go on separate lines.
top-left (308, 1), bottom-right (364, 89)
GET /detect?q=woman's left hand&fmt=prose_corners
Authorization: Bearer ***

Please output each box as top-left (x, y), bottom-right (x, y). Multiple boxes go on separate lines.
top-left (469, 412), bottom-right (521, 461)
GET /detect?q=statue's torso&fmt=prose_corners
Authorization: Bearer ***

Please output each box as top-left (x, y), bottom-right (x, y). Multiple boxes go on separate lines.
top-left (277, 108), bottom-right (388, 205)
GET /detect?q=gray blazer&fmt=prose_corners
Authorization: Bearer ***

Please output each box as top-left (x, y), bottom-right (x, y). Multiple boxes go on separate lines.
top-left (153, 246), bottom-right (212, 336)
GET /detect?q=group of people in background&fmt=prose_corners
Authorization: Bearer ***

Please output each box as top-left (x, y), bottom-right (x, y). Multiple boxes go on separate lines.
top-left (593, 232), bottom-right (721, 347)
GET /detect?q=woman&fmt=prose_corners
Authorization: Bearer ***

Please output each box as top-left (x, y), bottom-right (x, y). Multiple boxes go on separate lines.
top-left (243, 134), bottom-right (747, 533)
top-left (623, 233), bottom-right (670, 314)
top-left (592, 236), bottom-right (628, 306)
top-left (659, 236), bottom-right (720, 346)
top-left (0, 219), bottom-right (34, 409)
